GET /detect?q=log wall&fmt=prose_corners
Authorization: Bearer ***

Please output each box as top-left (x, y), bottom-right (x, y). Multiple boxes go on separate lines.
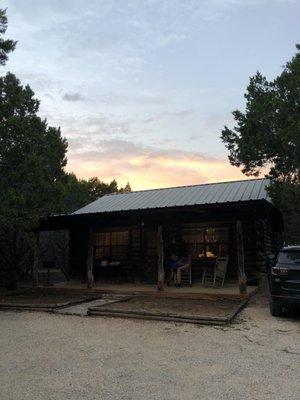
top-left (69, 228), bottom-right (89, 281)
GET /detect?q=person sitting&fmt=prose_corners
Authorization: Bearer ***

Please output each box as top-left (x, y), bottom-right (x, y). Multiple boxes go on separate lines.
top-left (167, 238), bottom-right (189, 287)
top-left (172, 256), bottom-right (190, 287)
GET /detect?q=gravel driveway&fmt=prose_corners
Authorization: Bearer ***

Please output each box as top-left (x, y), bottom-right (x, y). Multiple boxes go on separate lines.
top-left (0, 288), bottom-right (299, 400)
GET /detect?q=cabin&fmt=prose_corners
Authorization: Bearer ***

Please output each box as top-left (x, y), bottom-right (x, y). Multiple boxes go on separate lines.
top-left (36, 178), bottom-right (283, 298)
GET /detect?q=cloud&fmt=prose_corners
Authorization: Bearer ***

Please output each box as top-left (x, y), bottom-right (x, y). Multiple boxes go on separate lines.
top-left (3, 0), bottom-right (284, 191)
top-left (144, 109), bottom-right (196, 124)
top-left (93, 92), bottom-right (167, 106)
top-left (62, 92), bottom-right (84, 102)
top-left (66, 138), bottom-right (249, 189)
top-left (189, 134), bottom-right (203, 140)
top-left (8, 0), bottom-right (279, 81)
top-left (40, 113), bottom-right (134, 140)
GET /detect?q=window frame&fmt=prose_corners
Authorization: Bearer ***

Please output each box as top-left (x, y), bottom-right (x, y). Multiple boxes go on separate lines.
top-left (94, 229), bottom-right (131, 261)
top-left (181, 225), bottom-right (229, 260)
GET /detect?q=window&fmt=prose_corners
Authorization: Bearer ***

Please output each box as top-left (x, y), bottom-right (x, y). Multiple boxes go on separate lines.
top-left (204, 228), bottom-right (228, 258)
top-left (182, 228), bottom-right (205, 259)
top-left (278, 250), bottom-right (300, 264)
top-left (94, 231), bottom-right (130, 261)
top-left (181, 227), bottom-right (229, 259)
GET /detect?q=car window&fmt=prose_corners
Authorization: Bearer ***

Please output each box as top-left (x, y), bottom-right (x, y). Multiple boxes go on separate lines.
top-left (278, 250), bottom-right (300, 264)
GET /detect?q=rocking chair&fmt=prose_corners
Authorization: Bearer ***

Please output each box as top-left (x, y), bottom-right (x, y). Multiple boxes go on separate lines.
top-left (202, 256), bottom-right (229, 287)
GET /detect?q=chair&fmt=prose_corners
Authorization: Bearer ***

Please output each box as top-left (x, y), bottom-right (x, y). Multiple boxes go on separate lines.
top-left (179, 257), bottom-right (192, 287)
top-left (202, 256), bottom-right (229, 287)
top-left (167, 256), bottom-right (192, 287)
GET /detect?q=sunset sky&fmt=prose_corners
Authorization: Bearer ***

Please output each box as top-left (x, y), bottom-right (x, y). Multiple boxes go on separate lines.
top-left (2, 0), bottom-right (299, 189)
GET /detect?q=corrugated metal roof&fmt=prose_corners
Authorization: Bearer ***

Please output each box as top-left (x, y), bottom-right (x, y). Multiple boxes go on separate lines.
top-left (73, 178), bottom-right (270, 215)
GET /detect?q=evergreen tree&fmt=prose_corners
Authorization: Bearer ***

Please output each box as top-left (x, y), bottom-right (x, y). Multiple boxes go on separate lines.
top-left (0, 8), bottom-right (16, 66)
top-left (0, 73), bottom-right (68, 227)
top-left (221, 45), bottom-right (300, 243)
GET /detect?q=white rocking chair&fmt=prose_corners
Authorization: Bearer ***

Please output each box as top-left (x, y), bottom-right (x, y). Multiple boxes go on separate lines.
top-left (202, 256), bottom-right (229, 287)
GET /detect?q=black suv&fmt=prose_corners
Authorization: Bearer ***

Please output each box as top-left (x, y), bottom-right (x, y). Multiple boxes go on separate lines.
top-left (268, 246), bottom-right (300, 316)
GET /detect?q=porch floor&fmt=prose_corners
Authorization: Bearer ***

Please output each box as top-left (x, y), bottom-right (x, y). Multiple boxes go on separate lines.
top-left (51, 280), bottom-right (257, 300)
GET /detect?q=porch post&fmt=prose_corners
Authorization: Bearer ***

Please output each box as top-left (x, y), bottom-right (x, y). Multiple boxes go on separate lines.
top-left (33, 230), bottom-right (39, 287)
top-left (236, 220), bottom-right (247, 295)
top-left (157, 224), bottom-right (164, 291)
top-left (87, 228), bottom-right (94, 288)
top-left (139, 217), bottom-right (144, 283)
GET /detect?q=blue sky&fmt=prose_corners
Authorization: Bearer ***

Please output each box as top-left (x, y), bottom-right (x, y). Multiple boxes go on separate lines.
top-left (2, 0), bottom-right (299, 189)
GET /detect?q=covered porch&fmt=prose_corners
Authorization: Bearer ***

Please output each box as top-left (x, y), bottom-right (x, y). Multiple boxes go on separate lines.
top-left (34, 202), bottom-right (276, 298)
top-left (52, 279), bottom-right (258, 300)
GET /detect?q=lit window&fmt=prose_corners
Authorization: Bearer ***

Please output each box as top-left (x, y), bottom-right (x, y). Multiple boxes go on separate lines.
top-left (94, 231), bottom-right (129, 260)
top-left (181, 227), bottom-right (228, 259)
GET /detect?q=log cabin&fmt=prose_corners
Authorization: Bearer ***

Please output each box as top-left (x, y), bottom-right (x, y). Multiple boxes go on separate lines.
top-left (36, 178), bottom-right (283, 297)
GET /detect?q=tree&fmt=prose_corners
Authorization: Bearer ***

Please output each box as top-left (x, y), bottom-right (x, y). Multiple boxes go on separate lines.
top-left (0, 73), bottom-right (68, 289)
top-left (120, 182), bottom-right (132, 193)
top-left (221, 44), bottom-right (300, 243)
top-left (0, 73), bottom-right (68, 227)
top-left (63, 174), bottom-right (132, 213)
top-left (0, 8), bottom-right (16, 66)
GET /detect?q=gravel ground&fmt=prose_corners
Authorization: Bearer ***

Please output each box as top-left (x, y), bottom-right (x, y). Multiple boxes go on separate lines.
top-left (0, 288), bottom-right (299, 400)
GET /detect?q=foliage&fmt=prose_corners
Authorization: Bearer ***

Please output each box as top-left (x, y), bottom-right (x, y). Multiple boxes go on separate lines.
top-left (63, 174), bottom-right (131, 213)
top-left (0, 8), bottom-right (16, 66)
top-left (267, 180), bottom-right (300, 244)
top-left (0, 222), bottom-right (32, 290)
top-left (221, 45), bottom-right (300, 243)
top-left (0, 72), bottom-right (68, 228)
top-left (0, 73), bottom-right (68, 288)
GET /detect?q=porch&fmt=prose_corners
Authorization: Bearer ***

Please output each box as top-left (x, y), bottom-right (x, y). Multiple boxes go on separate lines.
top-left (36, 214), bottom-right (260, 298)
top-left (51, 280), bottom-right (258, 300)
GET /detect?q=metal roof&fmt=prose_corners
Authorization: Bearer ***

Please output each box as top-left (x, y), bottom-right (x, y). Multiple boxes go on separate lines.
top-left (73, 178), bottom-right (270, 215)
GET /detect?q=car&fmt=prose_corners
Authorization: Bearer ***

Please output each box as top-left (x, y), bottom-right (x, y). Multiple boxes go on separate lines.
top-left (268, 245), bottom-right (300, 316)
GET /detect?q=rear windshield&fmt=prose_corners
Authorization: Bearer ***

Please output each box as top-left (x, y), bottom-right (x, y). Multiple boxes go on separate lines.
top-left (278, 250), bottom-right (300, 264)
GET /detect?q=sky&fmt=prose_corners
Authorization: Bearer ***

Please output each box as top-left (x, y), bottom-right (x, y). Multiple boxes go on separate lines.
top-left (2, 0), bottom-right (299, 190)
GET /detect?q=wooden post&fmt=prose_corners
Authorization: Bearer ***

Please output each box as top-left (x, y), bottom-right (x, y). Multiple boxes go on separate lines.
top-left (63, 230), bottom-right (70, 281)
top-left (87, 228), bottom-right (94, 289)
top-left (33, 230), bottom-right (39, 287)
top-left (236, 220), bottom-right (247, 295)
top-left (139, 217), bottom-right (144, 283)
top-left (157, 225), bottom-right (164, 291)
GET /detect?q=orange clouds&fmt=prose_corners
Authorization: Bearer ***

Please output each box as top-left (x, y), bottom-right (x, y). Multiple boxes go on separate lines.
top-left (66, 139), bottom-right (249, 190)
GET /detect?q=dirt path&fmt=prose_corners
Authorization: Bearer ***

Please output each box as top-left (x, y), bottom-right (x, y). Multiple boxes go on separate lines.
top-left (0, 287), bottom-right (299, 400)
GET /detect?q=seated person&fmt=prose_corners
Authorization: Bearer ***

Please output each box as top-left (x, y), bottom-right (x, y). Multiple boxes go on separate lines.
top-left (168, 238), bottom-right (189, 287)
top-left (172, 257), bottom-right (190, 287)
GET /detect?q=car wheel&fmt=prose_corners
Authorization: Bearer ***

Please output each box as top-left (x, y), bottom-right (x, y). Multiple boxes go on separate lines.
top-left (269, 299), bottom-right (282, 317)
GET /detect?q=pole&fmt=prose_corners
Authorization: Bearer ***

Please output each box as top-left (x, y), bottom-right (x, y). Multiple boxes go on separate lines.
top-left (33, 230), bottom-right (39, 287)
top-left (236, 220), bottom-right (247, 295)
top-left (87, 228), bottom-right (94, 289)
top-left (157, 225), bottom-right (164, 291)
